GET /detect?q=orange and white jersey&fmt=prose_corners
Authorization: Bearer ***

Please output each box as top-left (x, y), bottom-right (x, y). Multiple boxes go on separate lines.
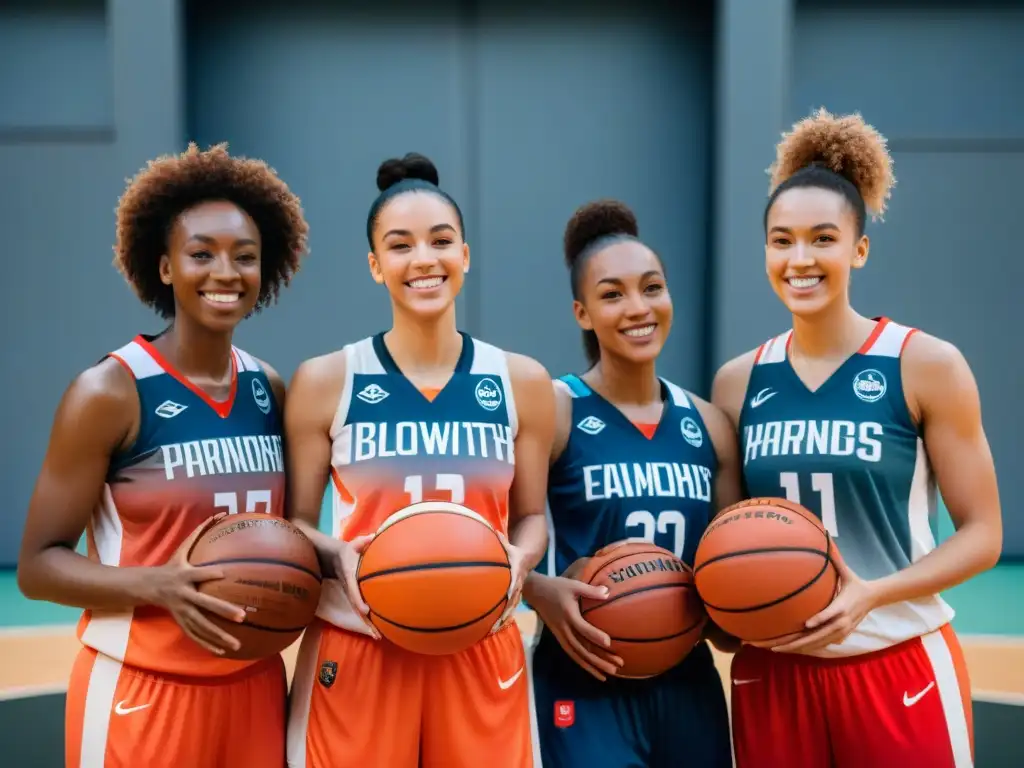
top-left (78, 335), bottom-right (285, 676)
top-left (317, 332), bottom-right (517, 634)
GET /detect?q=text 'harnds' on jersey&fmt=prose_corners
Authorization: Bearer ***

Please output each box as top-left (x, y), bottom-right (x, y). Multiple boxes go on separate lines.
top-left (739, 318), bottom-right (953, 657)
top-left (318, 332), bottom-right (518, 634)
top-left (78, 335), bottom-right (285, 677)
top-left (543, 374), bottom-right (718, 578)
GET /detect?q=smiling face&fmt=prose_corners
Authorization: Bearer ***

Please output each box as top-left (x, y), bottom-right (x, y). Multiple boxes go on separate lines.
top-left (574, 240), bottom-right (672, 366)
top-left (158, 200), bottom-right (262, 333)
top-left (368, 191), bottom-right (469, 320)
top-left (765, 186), bottom-right (869, 318)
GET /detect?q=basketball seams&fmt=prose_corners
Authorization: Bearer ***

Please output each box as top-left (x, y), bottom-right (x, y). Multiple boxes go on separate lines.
top-left (369, 594), bottom-right (508, 634)
top-left (692, 546), bottom-right (829, 573)
top-left (698, 553), bottom-right (834, 613)
top-left (582, 547), bottom-right (689, 586)
top-left (192, 556), bottom-right (323, 582)
top-left (580, 581), bottom-right (695, 613)
top-left (357, 560), bottom-right (511, 583)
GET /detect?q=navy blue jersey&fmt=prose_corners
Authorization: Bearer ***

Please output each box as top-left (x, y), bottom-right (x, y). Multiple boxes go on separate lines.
top-left (532, 373), bottom-right (730, 768)
top-left (543, 374), bottom-right (717, 576)
top-left (740, 318), bottom-right (953, 657)
top-left (80, 334), bottom-right (285, 676)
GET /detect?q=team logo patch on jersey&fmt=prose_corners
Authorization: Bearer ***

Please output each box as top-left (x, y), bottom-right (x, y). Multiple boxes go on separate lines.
top-left (853, 369), bottom-right (887, 403)
top-left (154, 400), bottom-right (187, 419)
top-left (356, 383), bottom-right (389, 405)
top-left (318, 660), bottom-right (338, 688)
top-left (576, 415), bottom-right (606, 435)
top-left (475, 377), bottom-right (502, 411)
top-left (251, 378), bottom-right (272, 414)
top-left (680, 416), bottom-right (703, 448)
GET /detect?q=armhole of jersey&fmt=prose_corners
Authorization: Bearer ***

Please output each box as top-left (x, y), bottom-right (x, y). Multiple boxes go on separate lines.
top-left (232, 347), bottom-right (263, 374)
top-left (329, 345), bottom-right (358, 441)
top-left (860, 319), bottom-right (920, 431)
top-left (469, 340), bottom-right (518, 439)
top-left (659, 377), bottom-right (693, 410)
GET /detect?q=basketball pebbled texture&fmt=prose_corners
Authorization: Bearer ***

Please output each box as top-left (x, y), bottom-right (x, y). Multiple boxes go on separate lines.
top-left (578, 541), bottom-right (706, 678)
top-left (188, 513), bottom-right (323, 659)
top-left (356, 502), bottom-right (511, 655)
top-left (693, 497), bottom-right (838, 642)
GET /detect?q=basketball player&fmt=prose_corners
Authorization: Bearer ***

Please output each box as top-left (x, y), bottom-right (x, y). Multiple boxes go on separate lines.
top-left (16, 144), bottom-right (309, 768)
top-left (712, 109), bottom-right (1003, 768)
top-left (524, 200), bottom-right (742, 768)
top-left (283, 153), bottom-right (553, 768)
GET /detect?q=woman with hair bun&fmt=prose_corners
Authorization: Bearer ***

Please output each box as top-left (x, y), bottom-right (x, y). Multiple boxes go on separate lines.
top-left (712, 109), bottom-right (1003, 767)
top-left (284, 153), bottom-right (554, 767)
top-left (523, 199), bottom-right (742, 768)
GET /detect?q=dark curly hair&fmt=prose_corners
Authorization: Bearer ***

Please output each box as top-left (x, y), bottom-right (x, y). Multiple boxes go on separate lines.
top-left (114, 142), bottom-right (309, 318)
top-left (765, 108), bottom-right (895, 237)
top-left (563, 199), bottom-right (649, 366)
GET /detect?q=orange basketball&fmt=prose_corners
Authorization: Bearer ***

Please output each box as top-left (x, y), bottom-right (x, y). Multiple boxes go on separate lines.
top-left (356, 501), bottom-right (511, 655)
top-left (188, 513), bottom-right (322, 659)
top-left (693, 497), bottom-right (838, 642)
top-left (578, 542), bottom-right (706, 678)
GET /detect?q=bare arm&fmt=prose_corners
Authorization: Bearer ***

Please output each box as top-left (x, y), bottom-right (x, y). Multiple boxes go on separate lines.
top-left (506, 353), bottom-right (556, 572)
top-left (692, 394), bottom-right (745, 513)
top-left (17, 361), bottom-right (155, 610)
top-left (283, 352), bottom-right (348, 578)
top-left (871, 333), bottom-right (1003, 601)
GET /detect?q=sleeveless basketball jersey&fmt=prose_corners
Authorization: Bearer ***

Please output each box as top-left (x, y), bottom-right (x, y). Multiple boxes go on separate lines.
top-left (739, 317), bottom-right (953, 657)
top-left (77, 335), bottom-right (285, 677)
top-left (543, 375), bottom-right (717, 577)
top-left (318, 332), bottom-right (517, 635)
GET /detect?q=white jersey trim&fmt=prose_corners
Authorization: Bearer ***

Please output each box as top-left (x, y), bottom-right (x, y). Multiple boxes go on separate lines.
top-left (470, 338), bottom-right (519, 440)
top-left (108, 341), bottom-right (162, 380)
top-left (862, 320), bottom-right (917, 358)
top-left (755, 330), bottom-right (792, 365)
top-left (660, 378), bottom-right (693, 409)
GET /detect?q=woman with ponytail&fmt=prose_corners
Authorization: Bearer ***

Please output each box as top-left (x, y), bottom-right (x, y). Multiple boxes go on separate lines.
top-left (283, 153), bottom-right (554, 767)
top-left (712, 109), bottom-right (1003, 768)
top-left (524, 200), bottom-right (742, 768)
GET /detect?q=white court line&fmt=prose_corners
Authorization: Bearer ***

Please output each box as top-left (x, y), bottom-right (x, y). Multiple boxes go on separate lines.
top-left (0, 682), bottom-right (68, 702)
top-left (0, 624), bottom-right (77, 638)
top-left (972, 691), bottom-right (1024, 707)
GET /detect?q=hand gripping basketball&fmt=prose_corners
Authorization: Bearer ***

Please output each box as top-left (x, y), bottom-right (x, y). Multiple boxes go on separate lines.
top-left (332, 534), bottom-right (381, 639)
top-left (528, 564), bottom-right (623, 682)
top-left (143, 513), bottom-right (247, 656)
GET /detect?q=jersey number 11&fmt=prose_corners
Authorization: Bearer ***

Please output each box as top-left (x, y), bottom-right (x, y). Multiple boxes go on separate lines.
top-left (778, 472), bottom-right (838, 537)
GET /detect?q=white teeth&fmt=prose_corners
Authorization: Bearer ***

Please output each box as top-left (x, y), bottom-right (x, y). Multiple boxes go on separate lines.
top-left (408, 276), bottom-right (443, 289)
top-left (623, 325), bottom-right (656, 338)
top-left (203, 292), bottom-right (240, 303)
top-left (788, 277), bottom-right (822, 289)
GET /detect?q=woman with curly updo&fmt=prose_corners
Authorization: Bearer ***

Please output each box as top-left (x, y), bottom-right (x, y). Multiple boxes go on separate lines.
top-left (712, 109), bottom-right (1002, 767)
top-left (17, 143), bottom-right (309, 768)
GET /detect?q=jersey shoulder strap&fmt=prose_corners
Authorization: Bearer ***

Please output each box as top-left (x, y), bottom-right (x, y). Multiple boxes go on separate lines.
top-left (859, 318), bottom-right (918, 358)
top-left (753, 329), bottom-right (793, 366)
top-left (555, 374), bottom-right (592, 398)
top-left (107, 337), bottom-right (163, 380)
top-left (658, 377), bottom-right (694, 410)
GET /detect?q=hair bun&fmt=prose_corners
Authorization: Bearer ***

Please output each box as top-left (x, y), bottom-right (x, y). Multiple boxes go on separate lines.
top-left (563, 199), bottom-right (639, 265)
top-left (376, 152), bottom-right (440, 192)
top-left (769, 107), bottom-right (895, 218)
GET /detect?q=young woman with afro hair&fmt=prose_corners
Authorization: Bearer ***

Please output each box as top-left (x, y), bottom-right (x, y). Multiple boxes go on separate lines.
top-left (712, 109), bottom-right (1003, 768)
top-left (17, 143), bottom-right (309, 768)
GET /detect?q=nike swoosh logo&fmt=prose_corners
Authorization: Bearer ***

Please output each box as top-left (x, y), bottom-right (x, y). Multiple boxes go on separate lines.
top-left (750, 388), bottom-right (776, 408)
top-left (114, 700), bottom-right (151, 715)
top-left (498, 667), bottom-right (524, 690)
top-left (733, 678), bottom-right (760, 686)
top-left (903, 681), bottom-right (935, 707)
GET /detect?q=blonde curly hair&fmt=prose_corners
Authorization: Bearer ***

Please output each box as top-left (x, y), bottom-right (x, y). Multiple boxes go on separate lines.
top-left (768, 108), bottom-right (895, 221)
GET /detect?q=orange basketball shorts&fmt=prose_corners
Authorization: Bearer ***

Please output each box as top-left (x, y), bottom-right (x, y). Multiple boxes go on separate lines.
top-left (65, 646), bottom-right (286, 768)
top-left (287, 620), bottom-right (535, 768)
